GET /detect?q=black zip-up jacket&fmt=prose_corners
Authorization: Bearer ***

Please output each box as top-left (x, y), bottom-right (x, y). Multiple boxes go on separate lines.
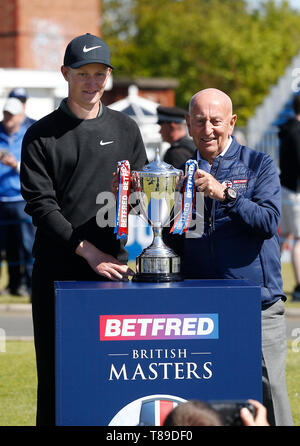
top-left (278, 117), bottom-right (300, 192)
top-left (163, 136), bottom-right (196, 169)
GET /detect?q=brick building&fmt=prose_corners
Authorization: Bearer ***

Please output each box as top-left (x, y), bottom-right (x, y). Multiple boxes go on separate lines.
top-left (0, 0), bottom-right (176, 120)
top-left (0, 0), bottom-right (101, 70)
top-left (102, 77), bottom-right (178, 107)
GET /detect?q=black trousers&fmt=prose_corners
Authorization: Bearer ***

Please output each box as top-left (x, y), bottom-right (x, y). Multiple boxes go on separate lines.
top-left (31, 256), bottom-right (107, 426)
top-left (0, 201), bottom-right (35, 292)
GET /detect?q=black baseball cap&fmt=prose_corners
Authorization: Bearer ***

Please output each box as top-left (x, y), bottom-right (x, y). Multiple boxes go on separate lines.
top-left (157, 105), bottom-right (188, 124)
top-left (63, 33), bottom-right (113, 69)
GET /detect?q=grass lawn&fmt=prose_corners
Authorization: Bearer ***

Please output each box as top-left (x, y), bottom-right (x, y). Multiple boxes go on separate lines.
top-left (286, 342), bottom-right (300, 426)
top-left (0, 341), bottom-right (37, 426)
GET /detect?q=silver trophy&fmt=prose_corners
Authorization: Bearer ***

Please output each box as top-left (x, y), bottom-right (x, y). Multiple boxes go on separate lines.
top-left (132, 149), bottom-right (183, 282)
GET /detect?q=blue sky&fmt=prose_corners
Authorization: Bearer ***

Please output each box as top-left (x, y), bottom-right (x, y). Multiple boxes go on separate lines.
top-left (248, 0), bottom-right (300, 10)
top-left (289, 0), bottom-right (300, 8)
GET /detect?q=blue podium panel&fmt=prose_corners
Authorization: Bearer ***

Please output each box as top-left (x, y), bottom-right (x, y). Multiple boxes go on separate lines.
top-left (55, 280), bottom-right (261, 426)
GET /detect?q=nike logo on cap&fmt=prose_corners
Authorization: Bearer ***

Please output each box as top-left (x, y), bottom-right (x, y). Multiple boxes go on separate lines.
top-left (83, 45), bottom-right (102, 53)
top-left (100, 140), bottom-right (114, 146)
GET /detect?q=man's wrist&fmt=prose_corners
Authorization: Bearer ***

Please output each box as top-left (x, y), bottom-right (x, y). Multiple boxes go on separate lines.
top-left (75, 239), bottom-right (87, 255)
top-left (223, 186), bottom-right (237, 204)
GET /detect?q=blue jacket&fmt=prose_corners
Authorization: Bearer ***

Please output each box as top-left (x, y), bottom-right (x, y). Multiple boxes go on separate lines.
top-left (0, 122), bottom-right (27, 200)
top-left (183, 136), bottom-right (285, 308)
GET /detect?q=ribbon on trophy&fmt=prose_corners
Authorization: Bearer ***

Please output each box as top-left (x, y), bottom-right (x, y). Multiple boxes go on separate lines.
top-left (115, 160), bottom-right (131, 239)
top-left (170, 159), bottom-right (198, 234)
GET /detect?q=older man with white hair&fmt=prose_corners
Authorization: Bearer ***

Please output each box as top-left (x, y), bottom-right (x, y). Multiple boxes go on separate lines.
top-left (167, 88), bottom-right (293, 426)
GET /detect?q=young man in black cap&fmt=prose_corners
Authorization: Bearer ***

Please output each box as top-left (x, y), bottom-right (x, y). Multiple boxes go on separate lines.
top-left (20, 33), bottom-right (147, 425)
top-left (157, 105), bottom-right (196, 168)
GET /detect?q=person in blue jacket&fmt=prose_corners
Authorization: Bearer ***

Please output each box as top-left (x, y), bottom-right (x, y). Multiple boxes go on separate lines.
top-left (170, 88), bottom-right (293, 426)
top-left (0, 97), bottom-right (35, 297)
top-left (8, 87), bottom-right (36, 129)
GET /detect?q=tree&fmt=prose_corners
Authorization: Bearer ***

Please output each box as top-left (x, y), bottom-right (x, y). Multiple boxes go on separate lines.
top-left (102, 0), bottom-right (300, 125)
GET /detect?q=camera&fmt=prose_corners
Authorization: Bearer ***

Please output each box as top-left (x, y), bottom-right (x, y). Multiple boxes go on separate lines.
top-left (210, 400), bottom-right (256, 426)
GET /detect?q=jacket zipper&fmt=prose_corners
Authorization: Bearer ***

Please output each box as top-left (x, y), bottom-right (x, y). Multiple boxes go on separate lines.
top-left (209, 157), bottom-right (222, 234)
top-left (208, 158), bottom-right (222, 273)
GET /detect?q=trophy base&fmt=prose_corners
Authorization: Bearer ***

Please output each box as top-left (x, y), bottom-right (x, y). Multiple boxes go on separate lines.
top-left (132, 272), bottom-right (183, 283)
top-left (132, 255), bottom-right (183, 283)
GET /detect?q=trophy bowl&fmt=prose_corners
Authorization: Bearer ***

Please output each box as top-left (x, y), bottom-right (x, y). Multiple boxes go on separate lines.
top-left (132, 150), bottom-right (183, 282)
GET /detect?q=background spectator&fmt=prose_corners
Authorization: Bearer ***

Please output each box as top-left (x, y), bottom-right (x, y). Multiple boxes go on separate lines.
top-left (0, 97), bottom-right (35, 297)
top-left (157, 105), bottom-right (196, 168)
top-left (8, 88), bottom-right (36, 129)
top-left (278, 94), bottom-right (300, 300)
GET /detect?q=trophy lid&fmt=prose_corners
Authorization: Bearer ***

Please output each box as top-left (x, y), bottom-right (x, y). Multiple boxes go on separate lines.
top-left (138, 148), bottom-right (182, 177)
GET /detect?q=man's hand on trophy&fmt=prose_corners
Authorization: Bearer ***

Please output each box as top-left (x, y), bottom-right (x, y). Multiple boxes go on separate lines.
top-left (112, 168), bottom-right (137, 196)
top-left (75, 240), bottom-right (134, 281)
top-left (131, 171), bottom-right (141, 193)
top-left (111, 171), bottom-right (119, 197)
top-left (175, 171), bottom-right (185, 192)
top-left (194, 169), bottom-right (225, 200)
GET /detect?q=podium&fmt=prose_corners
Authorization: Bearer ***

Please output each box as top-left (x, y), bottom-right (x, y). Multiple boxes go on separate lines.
top-left (55, 280), bottom-right (262, 426)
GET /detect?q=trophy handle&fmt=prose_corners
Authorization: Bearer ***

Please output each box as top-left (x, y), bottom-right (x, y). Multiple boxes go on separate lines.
top-left (168, 171), bottom-right (185, 229)
top-left (131, 171), bottom-right (152, 227)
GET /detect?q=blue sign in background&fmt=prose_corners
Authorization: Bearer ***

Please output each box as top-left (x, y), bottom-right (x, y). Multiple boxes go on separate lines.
top-left (55, 280), bottom-right (261, 426)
